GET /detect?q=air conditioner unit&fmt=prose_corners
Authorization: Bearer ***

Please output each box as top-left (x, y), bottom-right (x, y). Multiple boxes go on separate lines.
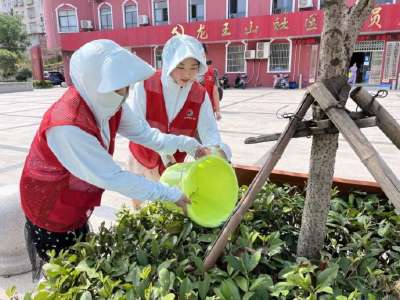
top-left (81, 20), bottom-right (93, 29)
top-left (298, 0), bottom-right (313, 8)
top-left (244, 50), bottom-right (255, 60)
top-left (256, 42), bottom-right (270, 59)
top-left (138, 15), bottom-right (149, 25)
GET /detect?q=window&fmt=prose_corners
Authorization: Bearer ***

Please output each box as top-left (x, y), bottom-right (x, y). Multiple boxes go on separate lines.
top-left (189, 0), bottom-right (204, 22)
top-left (58, 10), bottom-right (78, 33)
top-left (228, 0), bottom-right (246, 18)
top-left (27, 7), bottom-right (34, 18)
top-left (272, 0), bottom-right (293, 14)
top-left (100, 8), bottom-right (112, 30)
top-left (20, 10), bottom-right (24, 17)
top-left (226, 45), bottom-right (245, 73)
top-left (29, 21), bottom-right (36, 33)
top-left (125, 5), bottom-right (138, 28)
top-left (319, 0), bottom-right (324, 9)
top-left (376, 0), bottom-right (394, 3)
top-left (154, 1), bottom-right (168, 26)
top-left (269, 43), bottom-right (290, 72)
top-left (22, 23), bottom-right (26, 31)
top-left (155, 49), bottom-right (163, 69)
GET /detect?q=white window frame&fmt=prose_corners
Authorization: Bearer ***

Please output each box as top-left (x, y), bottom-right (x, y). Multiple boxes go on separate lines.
top-left (55, 3), bottom-right (79, 34)
top-left (187, 0), bottom-right (206, 23)
top-left (151, 0), bottom-right (169, 26)
top-left (27, 6), bottom-right (34, 18)
top-left (122, 0), bottom-right (138, 28)
top-left (225, 43), bottom-right (247, 74)
top-left (270, 0), bottom-right (295, 15)
top-left (226, 0), bottom-right (248, 19)
top-left (154, 48), bottom-right (163, 69)
top-left (29, 21), bottom-right (36, 33)
top-left (267, 40), bottom-right (292, 73)
top-left (98, 2), bottom-right (113, 31)
top-left (375, 0), bottom-right (396, 4)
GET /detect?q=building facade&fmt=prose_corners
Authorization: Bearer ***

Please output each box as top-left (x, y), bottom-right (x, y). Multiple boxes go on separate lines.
top-left (42, 0), bottom-right (400, 88)
top-left (0, 0), bottom-right (54, 57)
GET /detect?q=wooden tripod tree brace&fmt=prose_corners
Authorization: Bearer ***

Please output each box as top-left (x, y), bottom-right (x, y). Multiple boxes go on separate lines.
top-left (310, 83), bottom-right (400, 210)
top-left (350, 87), bottom-right (400, 151)
top-left (245, 117), bottom-right (379, 144)
top-left (203, 93), bottom-right (315, 272)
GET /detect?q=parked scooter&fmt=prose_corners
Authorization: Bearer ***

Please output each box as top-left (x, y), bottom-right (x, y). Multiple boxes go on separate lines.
top-left (219, 74), bottom-right (230, 89)
top-left (273, 74), bottom-right (290, 89)
top-left (234, 74), bottom-right (247, 89)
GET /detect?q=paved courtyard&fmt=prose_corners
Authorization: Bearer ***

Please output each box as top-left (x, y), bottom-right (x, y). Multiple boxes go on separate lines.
top-left (1, 85), bottom-right (400, 295)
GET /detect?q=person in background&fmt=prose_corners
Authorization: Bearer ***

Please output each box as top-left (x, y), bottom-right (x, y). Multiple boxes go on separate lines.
top-left (196, 44), bottom-right (222, 121)
top-left (348, 63), bottom-right (357, 87)
top-left (126, 35), bottom-right (231, 209)
top-left (21, 40), bottom-right (206, 272)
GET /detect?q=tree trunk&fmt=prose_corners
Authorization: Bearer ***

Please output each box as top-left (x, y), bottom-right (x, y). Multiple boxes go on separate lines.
top-left (297, 0), bottom-right (377, 259)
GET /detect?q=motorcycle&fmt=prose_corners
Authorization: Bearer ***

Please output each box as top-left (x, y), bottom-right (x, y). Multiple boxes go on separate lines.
top-left (273, 74), bottom-right (290, 89)
top-left (234, 74), bottom-right (247, 89)
top-left (219, 74), bottom-right (230, 89)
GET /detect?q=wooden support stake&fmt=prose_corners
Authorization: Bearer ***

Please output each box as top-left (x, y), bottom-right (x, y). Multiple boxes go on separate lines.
top-left (203, 92), bottom-right (314, 272)
top-left (245, 117), bottom-right (379, 144)
top-left (310, 83), bottom-right (400, 210)
top-left (350, 87), bottom-right (400, 151)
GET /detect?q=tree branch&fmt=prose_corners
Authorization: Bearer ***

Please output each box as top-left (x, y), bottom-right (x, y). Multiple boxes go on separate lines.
top-left (349, 0), bottom-right (376, 20)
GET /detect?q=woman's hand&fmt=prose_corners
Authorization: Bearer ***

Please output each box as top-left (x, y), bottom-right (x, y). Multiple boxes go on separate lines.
top-left (195, 146), bottom-right (210, 158)
top-left (216, 112), bottom-right (222, 121)
top-left (214, 144), bottom-right (228, 159)
top-left (165, 154), bottom-right (177, 168)
top-left (174, 193), bottom-right (192, 216)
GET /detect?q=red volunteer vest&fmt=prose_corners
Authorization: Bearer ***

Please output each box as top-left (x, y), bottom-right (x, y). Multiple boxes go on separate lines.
top-left (129, 70), bottom-right (206, 175)
top-left (204, 66), bottom-right (216, 112)
top-left (20, 86), bottom-right (122, 232)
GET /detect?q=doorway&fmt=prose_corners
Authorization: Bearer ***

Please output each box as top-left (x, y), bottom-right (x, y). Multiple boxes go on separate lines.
top-left (350, 40), bottom-right (385, 85)
top-left (349, 52), bottom-right (373, 84)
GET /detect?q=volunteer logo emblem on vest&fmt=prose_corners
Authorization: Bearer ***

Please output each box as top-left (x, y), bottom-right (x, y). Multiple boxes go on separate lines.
top-left (186, 109), bottom-right (194, 117)
top-left (185, 109), bottom-right (196, 120)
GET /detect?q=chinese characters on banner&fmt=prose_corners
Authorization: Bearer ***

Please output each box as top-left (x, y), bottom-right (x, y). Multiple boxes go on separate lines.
top-left (222, 22), bottom-right (231, 36)
top-left (30, 45), bottom-right (44, 81)
top-left (357, 34), bottom-right (397, 41)
top-left (292, 38), bottom-right (319, 45)
top-left (273, 17), bottom-right (289, 32)
top-left (245, 21), bottom-right (259, 35)
top-left (305, 14), bottom-right (318, 31)
top-left (197, 24), bottom-right (208, 39)
top-left (368, 7), bottom-right (382, 29)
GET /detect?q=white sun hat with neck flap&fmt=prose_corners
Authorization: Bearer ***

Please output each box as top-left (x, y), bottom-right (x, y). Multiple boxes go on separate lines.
top-left (70, 39), bottom-right (155, 94)
top-left (162, 34), bottom-right (208, 77)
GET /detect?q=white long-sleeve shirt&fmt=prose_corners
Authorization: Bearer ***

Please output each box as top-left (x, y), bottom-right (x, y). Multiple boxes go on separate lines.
top-left (130, 78), bottom-right (232, 164)
top-left (46, 102), bottom-right (200, 203)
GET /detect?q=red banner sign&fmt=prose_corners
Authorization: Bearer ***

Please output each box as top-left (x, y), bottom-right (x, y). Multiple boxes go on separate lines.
top-left (61, 3), bottom-right (400, 51)
top-left (357, 33), bottom-right (399, 41)
top-left (292, 38), bottom-right (320, 45)
top-left (30, 45), bottom-right (44, 81)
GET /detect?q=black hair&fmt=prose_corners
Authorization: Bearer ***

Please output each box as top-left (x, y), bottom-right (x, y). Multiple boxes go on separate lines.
top-left (206, 59), bottom-right (212, 66)
top-left (202, 43), bottom-right (208, 55)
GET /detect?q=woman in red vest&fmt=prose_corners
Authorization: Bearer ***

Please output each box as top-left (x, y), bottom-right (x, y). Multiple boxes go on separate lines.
top-left (195, 43), bottom-right (221, 121)
top-left (21, 40), bottom-right (207, 269)
top-left (204, 59), bottom-right (221, 120)
top-left (126, 35), bottom-right (232, 209)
